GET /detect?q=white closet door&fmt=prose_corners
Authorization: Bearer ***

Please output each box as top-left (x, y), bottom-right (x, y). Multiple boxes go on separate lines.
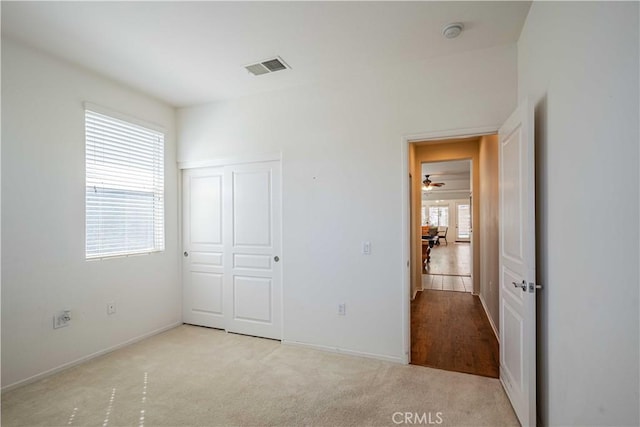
top-left (182, 161), bottom-right (282, 340)
top-left (182, 167), bottom-right (226, 329)
top-left (224, 162), bottom-right (281, 339)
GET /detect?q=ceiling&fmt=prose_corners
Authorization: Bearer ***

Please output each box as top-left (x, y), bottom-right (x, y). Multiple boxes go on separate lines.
top-left (422, 159), bottom-right (470, 178)
top-left (422, 159), bottom-right (471, 200)
top-left (1, 1), bottom-right (531, 107)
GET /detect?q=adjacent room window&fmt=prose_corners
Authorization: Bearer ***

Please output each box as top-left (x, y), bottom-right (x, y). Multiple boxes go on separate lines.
top-left (421, 206), bottom-right (429, 226)
top-left (85, 107), bottom-right (165, 259)
top-left (457, 204), bottom-right (471, 239)
top-left (428, 206), bottom-right (449, 227)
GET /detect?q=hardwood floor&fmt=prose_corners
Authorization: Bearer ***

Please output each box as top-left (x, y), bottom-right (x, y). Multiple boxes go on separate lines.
top-left (411, 289), bottom-right (499, 378)
top-left (424, 242), bottom-right (471, 276)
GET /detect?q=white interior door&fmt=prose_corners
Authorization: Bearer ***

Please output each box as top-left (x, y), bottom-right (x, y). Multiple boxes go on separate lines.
top-left (182, 161), bottom-right (282, 340)
top-left (499, 99), bottom-right (536, 427)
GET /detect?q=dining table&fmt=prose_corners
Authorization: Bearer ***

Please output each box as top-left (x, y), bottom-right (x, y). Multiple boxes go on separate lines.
top-left (421, 235), bottom-right (439, 270)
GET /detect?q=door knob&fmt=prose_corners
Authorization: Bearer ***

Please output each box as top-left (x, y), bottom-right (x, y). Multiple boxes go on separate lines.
top-left (512, 280), bottom-right (526, 291)
top-left (184, 251), bottom-right (189, 257)
top-left (274, 256), bottom-right (280, 262)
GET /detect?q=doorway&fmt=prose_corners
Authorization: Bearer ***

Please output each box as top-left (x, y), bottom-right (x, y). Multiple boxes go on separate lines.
top-left (407, 135), bottom-right (500, 378)
top-left (421, 159), bottom-right (472, 290)
top-left (403, 101), bottom-right (538, 425)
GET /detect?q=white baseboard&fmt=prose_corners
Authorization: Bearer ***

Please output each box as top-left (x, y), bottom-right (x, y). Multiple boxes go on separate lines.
top-left (478, 294), bottom-right (499, 343)
top-left (282, 339), bottom-right (404, 364)
top-left (2, 322), bottom-right (183, 392)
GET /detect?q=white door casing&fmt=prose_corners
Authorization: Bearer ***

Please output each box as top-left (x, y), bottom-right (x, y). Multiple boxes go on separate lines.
top-left (498, 98), bottom-right (536, 427)
top-left (182, 161), bottom-right (282, 340)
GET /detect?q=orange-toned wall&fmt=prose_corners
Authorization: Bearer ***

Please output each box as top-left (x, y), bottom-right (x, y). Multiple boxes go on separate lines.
top-left (478, 134), bottom-right (499, 332)
top-left (409, 143), bottom-right (422, 298)
top-left (414, 139), bottom-right (480, 292)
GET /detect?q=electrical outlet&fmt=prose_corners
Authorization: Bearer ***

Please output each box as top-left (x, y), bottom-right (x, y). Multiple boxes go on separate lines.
top-left (362, 241), bottom-right (371, 255)
top-left (53, 310), bottom-right (71, 329)
top-left (338, 303), bottom-right (346, 316)
top-left (107, 303), bottom-right (116, 315)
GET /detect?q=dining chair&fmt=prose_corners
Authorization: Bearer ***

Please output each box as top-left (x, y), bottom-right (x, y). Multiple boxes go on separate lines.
top-left (436, 226), bottom-right (448, 245)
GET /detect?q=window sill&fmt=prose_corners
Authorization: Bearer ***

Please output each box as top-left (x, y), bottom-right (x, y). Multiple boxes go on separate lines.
top-left (86, 249), bottom-right (164, 261)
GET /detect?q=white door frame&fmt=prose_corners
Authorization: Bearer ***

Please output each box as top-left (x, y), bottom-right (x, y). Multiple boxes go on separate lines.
top-left (178, 152), bottom-right (284, 340)
top-left (178, 152), bottom-right (282, 170)
top-left (400, 126), bottom-right (498, 364)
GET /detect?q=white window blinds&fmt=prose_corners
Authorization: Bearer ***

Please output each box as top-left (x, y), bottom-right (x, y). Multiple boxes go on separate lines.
top-left (85, 108), bottom-right (165, 259)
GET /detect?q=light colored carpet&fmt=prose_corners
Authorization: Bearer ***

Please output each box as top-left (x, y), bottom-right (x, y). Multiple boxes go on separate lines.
top-left (1, 325), bottom-right (518, 426)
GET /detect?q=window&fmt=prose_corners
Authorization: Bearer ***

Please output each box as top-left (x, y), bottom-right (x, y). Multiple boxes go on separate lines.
top-left (421, 206), bottom-right (429, 226)
top-left (457, 204), bottom-right (471, 239)
top-left (428, 206), bottom-right (449, 227)
top-left (85, 107), bottom-right (164, 259)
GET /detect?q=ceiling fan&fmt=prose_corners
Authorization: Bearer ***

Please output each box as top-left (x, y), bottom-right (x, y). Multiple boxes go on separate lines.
top-left (422, 175), bottom-right (445, 191)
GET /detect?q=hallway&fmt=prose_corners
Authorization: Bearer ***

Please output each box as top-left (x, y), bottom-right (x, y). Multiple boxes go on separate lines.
top-left (411, 290), bottom-right (499, 378)
top-left (424, 242), bottom-right (471, 276)
top-left (423, 274), bottom-right (472, 292)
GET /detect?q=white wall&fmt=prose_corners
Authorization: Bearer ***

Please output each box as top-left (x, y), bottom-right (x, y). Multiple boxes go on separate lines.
top-left (178, 44), bottom-right (517, 360)
top-left (1, 39), bottom-right (180, 388)
top-left (518, 2), bottom-right (639, 425)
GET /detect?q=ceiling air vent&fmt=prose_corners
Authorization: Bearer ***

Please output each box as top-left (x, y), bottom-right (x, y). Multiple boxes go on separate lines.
top-left (244, 56), bottom-right (290, 76)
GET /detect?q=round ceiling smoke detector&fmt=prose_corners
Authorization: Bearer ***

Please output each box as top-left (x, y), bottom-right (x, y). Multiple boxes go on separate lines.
top-left (442, 22), bottom-right (464, 39)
